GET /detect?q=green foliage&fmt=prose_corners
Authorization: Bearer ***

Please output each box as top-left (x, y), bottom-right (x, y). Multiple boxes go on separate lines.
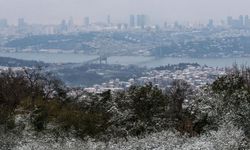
top-left (57, 108), bottom-right (110, 138)
top-left (0, 106), bottom-right (15, 130)
top-left (130, 84), bottom-right (167, 121)
top-left (0, 69), bottom-right (29, 108)
top-left (110, 83), bottom-right (174, 136)
top-left (212, 74), bottom-right (245, 95)
top-left (30, 106), bottom-right (49, 131)
top-left (209, 65), bottom-right (250, 137)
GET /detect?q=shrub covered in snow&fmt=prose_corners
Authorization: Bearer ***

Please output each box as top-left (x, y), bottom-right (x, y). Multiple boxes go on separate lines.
top-left (11, 122), bottom-right (248, 150)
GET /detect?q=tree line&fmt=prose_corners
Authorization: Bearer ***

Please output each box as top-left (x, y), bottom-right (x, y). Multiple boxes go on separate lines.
top-left (0, 65), bottom-right (250, 145)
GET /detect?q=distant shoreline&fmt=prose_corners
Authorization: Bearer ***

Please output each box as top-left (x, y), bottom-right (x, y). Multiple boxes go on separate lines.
top-left (0, 51), bottom-right (249, 68)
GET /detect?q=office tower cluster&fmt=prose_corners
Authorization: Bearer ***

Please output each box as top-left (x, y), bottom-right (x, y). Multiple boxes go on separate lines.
top-left (59, 17), bottom-right (76, 32)
top-left (129, 14), bottom-right (149, 28)
top-left (227, 15), bottom-right (250, 28)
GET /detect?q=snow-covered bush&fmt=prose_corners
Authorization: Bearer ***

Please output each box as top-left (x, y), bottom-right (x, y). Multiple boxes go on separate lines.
top-left (12, 122), bottom-right (248, 150)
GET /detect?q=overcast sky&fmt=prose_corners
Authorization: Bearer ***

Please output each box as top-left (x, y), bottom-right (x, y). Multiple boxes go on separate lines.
top-left (0, 0), bottom-right (250, 25)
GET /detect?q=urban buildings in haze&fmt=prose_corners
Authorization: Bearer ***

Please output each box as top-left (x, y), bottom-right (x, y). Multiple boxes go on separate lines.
top-left (2, 14), bottom-right (250, 36)
top-left (136, 14), bottom-right (147, 28)
top-left (227, 15), bottom-right (250, 28)
top-left (207, 19), bottom-right (214, 28)
top-left (129, 14), bottom-right (148, 28)
top-left (84, 17), bottom-right (90, 26)
top-left (107, 15), bottom-right (111, 25)
top-left (129, 15), bottom-right (135, 27)
top-left (0, 19), bottom-right (8, 28)
top-left (18, 18), bottom-right (26, 28)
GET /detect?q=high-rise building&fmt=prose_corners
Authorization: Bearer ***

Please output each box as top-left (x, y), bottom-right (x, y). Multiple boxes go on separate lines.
top-left (68, 17), bottom-right (74, 28)
top-left (245, 15), bottom-right (250, 28)
top-left (0, 19), bottom-right (8, 28)
top-left (18, 18), bottom-right (26, 28)
top-left (164, 22), bottom-right (168, 28)
top-left (227, 15), bottom-right (245, 28)
top-left (207, 19), bottom-right (214, 28)
top-left (174, 21), bottom-right (180, 29)
top-left (227, 16), bottom-right (233, 26)
top-left (239, 15), bottom-right (244, 27)
top-left (84, 17), bottom-right (90, 26)
top-left (129, 15), bottom-right (135, 27)
top-left (60, 19), bottom-right (67, 32)
top-left (136, 14), bottom-right (147, 28)
top-left (107, 15), bottom-right (111, 25)
top-left (136, 15), bottom-right (141, 27)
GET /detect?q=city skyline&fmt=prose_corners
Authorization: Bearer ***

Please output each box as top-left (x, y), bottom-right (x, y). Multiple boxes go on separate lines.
top-left (1, 14), bottom-right (250, 28)
top-left (1, 0), bottom-right (250, 25)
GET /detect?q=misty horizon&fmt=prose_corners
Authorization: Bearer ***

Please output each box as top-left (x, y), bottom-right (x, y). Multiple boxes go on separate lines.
top-left (1, 0), bottom-right (250, 25)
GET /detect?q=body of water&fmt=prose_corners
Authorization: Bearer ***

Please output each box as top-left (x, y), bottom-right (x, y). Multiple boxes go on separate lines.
top-left (0, 52), bottom-right (249, 68)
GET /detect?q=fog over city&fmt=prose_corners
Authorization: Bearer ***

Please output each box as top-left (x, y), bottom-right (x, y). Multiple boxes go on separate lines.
top-left (1, 0), bottom-right (250, 24)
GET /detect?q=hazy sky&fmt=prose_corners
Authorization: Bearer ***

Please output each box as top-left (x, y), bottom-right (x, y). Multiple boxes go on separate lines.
top-left (0, 0), bottom-right (250, 25)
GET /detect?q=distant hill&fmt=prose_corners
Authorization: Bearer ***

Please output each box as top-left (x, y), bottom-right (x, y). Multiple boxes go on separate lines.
top-left (0, 56), bottom-right (47, 67)
top-left (4, 33), bottom-right (96, 52)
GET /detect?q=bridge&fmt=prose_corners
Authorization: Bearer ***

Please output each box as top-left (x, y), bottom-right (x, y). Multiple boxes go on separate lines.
top-left (84, 54), bottom-right (110, 65)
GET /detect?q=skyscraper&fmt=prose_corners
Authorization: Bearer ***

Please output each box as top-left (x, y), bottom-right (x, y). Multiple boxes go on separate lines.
top-left (60, 19), bottom-right (67, 32)
top-left (0, 19), bottom-right (8, 28)
top-left (136, 15), bottom-right (141, 27)
top-left (136, 14), bottom-right (147, 28)
top-left (227, 16), bottom-right (233, 26)
top-left (207, 19), bottom-right (214, 28)
top-left (239, 15), bottom-right (244, 28)
top-left (18, 18), bottom-right (26, 28)
top-left (245, 15), bottom-right (250, 28)
top-left (84, 17), bottom-right (90, 26)
top-left (107, 15), bottom-right (111, 25)
top-left (129, 15), bottom-right (135, 27)
top-left (68, 17), bottom-right (74, 28)
top-left (164, 22), bottom-right (168, 28)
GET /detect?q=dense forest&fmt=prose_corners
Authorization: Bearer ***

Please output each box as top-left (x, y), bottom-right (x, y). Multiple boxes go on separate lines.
top-left (0, 65), bottom-right (250, 149)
